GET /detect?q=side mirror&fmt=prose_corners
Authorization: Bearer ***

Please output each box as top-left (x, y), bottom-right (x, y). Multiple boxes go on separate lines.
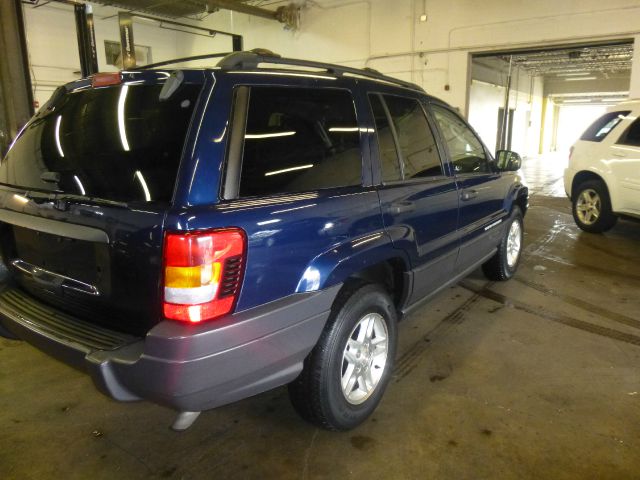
top-left (495, 150), bottom-right (522, 171)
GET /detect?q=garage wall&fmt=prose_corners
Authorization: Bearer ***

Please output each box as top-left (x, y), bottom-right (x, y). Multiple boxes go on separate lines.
top-left (468, 69), bottom-right (543, 158)
top-left (21, 0), bottom-right (640, 112)
top-left (23, 4), bottom-right (183, 106)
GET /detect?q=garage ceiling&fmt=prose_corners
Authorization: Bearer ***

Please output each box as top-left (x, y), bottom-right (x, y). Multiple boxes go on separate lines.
top-left (501, 43), bottom-right (634, 77)
top-left (90, 0), bottom-right (208, 18)
top-left (89, 0), bottom-right (300, 27)
top-left (473, 42), bottom-right (634, 106)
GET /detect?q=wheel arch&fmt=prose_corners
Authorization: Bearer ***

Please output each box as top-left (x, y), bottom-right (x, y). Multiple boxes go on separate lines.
top-left (295, 233), bottom-right (411, 314)
top-left (571, 170), bottom-right (607, 198)
top-left (504, 181), bottom-right (529, 217)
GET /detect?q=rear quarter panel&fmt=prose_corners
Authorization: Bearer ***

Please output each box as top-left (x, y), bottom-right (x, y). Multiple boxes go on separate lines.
top-left (165, 188), bottom-right (390, 311)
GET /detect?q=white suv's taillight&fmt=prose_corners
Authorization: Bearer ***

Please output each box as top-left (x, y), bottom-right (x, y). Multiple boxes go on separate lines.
top-left (163, 229), bottom-right (245, 323)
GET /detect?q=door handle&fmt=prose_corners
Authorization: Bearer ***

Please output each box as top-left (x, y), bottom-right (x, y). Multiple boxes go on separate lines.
top-left (461, 189), bottom-right (478, 201)
top-left (386, 201), bottom-right (416, 215)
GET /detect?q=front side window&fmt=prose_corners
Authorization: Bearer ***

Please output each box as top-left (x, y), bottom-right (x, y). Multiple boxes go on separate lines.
top-left (580, 111), bottom-right (631, 142)
top-left (616, 117), bottom-right (640, 147)
top-left (430, 104), bottom-right (490, 175)
top-left (238, 87), bottom-right (362, 197)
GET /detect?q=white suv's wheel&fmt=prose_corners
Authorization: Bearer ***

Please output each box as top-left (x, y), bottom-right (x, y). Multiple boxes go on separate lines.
top-left (572, 180), bottom-right (617, 233)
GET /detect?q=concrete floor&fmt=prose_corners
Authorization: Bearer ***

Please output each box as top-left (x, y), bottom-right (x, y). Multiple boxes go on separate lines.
top-left (2, 155), bottom-right (640, 480)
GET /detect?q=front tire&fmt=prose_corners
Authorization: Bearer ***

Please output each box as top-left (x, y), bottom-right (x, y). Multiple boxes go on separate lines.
top-left (572, 180), bottom-right (617, 233)
top-left (288, 282), bottom-right (397, 431)
top-left (482, 207), bottom-right (524, 281)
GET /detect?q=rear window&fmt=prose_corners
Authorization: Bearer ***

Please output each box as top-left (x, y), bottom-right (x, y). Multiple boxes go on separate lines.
top-left (580, 110), bottom-right (631, 142)
top-left (0, 83), bottom-right (201, 203)
top-left (238, 87), bottom-right (362, 197)
top-left (616, 117), bottom-right (640, 147)
top-left (379, 95), bottom-right (444, 181)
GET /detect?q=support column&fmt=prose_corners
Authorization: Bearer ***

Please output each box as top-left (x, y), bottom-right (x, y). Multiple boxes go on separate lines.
top-left (75, 3), bottom-right (99, 77)
top-left (630, 35), bottom-right (640, 99)
top-left (0, 0), bottom-right (34, 157)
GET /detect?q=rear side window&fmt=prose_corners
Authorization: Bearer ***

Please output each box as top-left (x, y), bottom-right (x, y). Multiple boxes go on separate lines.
top-left (580, 111), bottom-right (631, 142)
top-left (0, 84), bottom-right (201, 203)
top-left (616, 117), bottom-right (640, 147)
top-left (369, 94), bottom-right (443, 182)
top-left (238, 87), bottom-right (362, 197)
top-left (369, 95), bottom-right (402, 182)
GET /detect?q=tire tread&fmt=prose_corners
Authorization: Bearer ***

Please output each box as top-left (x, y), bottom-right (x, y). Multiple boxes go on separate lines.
top-left (288, 281), bottom-right (394, 430)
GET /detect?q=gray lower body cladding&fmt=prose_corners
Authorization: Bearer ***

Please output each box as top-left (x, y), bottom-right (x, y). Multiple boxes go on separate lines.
top-left (0, 284), bottom-right (340, 411)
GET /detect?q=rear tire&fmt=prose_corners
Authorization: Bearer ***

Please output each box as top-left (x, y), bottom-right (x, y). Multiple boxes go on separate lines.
top-left (288, 282), bottom-right (397, 431)
top-left (482, 207), bottom-right (523, 281)
top-left (572, 180), bottom-right (617, 233)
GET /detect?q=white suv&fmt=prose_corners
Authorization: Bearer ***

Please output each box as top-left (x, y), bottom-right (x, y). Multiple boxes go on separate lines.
top-left (564, 100), bottom-right (640, 233)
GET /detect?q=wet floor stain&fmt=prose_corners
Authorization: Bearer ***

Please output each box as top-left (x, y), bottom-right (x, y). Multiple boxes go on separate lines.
top-left (430, 374), bottom-right (448, 383)
top-left (394, 292), bottom-right (483, 383)
top-left (160, 466), bottom-right (178, 478)
top-left (514, 277), bottom-right (640, 331)
top-left (351, 435), bottom-right (376, 451)
top-left (459, 281), bottom-right (640, 348)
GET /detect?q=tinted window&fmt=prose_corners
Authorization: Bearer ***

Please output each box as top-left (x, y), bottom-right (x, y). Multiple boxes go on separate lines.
top-left (617, 117), bottom-right (640, 147)
top-left (580, 111), bottom-right (631, 142)
top-left (431, 105), bottom-right (490, 174)
top-left (238, 87), bottom-right (362, 197)
top-left (384, 96), bottom-right (443, 179)
top-left (369, 95), bottom-right (402, 182)
top-left (0, 84), bottom-right (201, 203)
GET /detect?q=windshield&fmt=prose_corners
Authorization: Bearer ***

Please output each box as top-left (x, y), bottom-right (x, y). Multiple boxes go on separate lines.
top-left (0, 83), bottom-right (201, 203)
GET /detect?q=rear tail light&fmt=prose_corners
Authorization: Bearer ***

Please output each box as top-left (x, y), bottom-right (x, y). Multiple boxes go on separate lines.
top-left (163, 229), bottom-right (245, 323)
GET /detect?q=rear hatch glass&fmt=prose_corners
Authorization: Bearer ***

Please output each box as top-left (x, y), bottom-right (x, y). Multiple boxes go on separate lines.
top-left (0, 80), bottom-right (202, 335)
top-left (1, 82), bottom-right (201, 203)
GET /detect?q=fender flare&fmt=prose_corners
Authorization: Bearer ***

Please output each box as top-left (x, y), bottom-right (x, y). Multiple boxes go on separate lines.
top-left (295, 230), bottom-right (411, 294)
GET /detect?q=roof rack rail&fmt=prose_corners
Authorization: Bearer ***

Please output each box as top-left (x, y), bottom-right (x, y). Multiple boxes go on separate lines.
top-left (135, 52), bottom-right (234, 70)
top-left (134, 48), bottom-right (423, 91)
top-left (217, 49), bottom-right (423, 91)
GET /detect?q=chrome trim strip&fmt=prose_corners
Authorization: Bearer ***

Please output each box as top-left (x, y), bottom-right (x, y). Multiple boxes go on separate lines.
top-left (11, 259), bottom-right (100, 297)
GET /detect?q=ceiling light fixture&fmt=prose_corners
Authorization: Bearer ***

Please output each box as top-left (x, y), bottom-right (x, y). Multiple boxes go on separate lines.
top-left (556, 72), bottom-right (591, 77)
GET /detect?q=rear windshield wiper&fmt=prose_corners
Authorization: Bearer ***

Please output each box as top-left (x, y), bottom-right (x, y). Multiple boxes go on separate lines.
top-left (0, 183), bottom-right (129, 208)
top-left (54, 194), bottom-right (129, 209)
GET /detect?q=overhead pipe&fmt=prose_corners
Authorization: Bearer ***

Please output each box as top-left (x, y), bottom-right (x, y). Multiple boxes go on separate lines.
top-left (204, 0), bottom-right (299, 28)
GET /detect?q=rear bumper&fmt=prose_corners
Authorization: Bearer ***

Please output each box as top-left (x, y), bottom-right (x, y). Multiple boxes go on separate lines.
top-left (0, 284), bottom-right (339, 411)
top-left (563, 168), bottom-right (574, 199)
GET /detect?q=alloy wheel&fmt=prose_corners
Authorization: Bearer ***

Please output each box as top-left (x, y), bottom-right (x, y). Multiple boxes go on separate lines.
top-left (340, 313), bottom-right (389, 405)
top-left (576, 189), bottom-right (601, 225)
top-left (506, 219), bottom-right (522, 268)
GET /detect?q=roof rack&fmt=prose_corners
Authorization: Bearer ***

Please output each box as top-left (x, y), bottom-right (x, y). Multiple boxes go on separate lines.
top-left (136, 52), bottom-right (234, 70)
top-left (217, 49), bottom-right (423, 91)
top-left (136, 48), bottom-right (422, 91)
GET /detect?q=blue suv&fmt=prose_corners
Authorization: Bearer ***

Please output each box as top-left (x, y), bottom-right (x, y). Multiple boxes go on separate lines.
top-left (0, 50), bottom-right (528, 431)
